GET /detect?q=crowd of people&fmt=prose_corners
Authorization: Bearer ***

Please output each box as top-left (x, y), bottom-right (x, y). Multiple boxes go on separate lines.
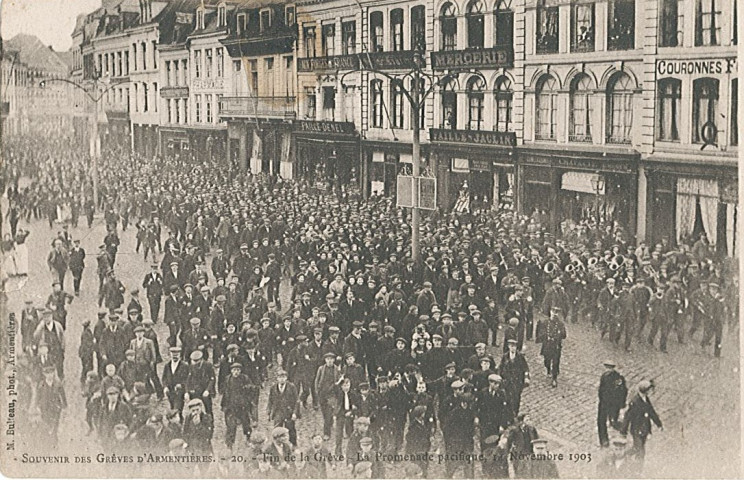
top-left (3, 134), bottom-right (738, 478)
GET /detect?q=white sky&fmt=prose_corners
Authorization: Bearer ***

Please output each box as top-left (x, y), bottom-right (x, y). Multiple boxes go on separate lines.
top-left (1, 0), bottom-right (102, 51)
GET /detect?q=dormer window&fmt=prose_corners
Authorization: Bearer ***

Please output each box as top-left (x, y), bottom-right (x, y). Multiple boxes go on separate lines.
top-left (218, 4), bottom-right (227, 27)
top-left (196, 7), bottom-right (205, 30)
top-left (260, 8), bottom-right (273, 32)
top-left (237, 13), bottom-right (247, 35)
top-left (285, 5), bottom-right (296, 25)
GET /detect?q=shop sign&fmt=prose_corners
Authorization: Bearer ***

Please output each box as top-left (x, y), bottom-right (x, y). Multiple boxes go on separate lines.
top-left (361, 51), bottom-right (417, 70)
top-left (430, 128), bottom-right (516, 147)
top-left (656, 58), bottom-right (737, 76)
top-left (418, 177), bottom-right (437, 210)
top-left (431, 47), bottom-right (513, 71)
top-left (720, 179), bottom-right (738, 203)
top-left (397, 175), bottom-right (415, 208)
top-left (192, 78), bottom-right (224, 90)
top-left (298, 55), bottom-right (359, 72)
top-left (296, 120), bottom-right (355, 135)
top-left (160, 86), bottom-right (189, 98)
top-left (554, 156), bottom-right (632, 173)
top-left (471, 158), bottom-right (491, 171)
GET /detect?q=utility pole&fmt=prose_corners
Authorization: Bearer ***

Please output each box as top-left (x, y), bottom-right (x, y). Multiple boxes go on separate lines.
top-left (411, 60), bottom-right (421, 263)
top-left (90, 84), bottom-right (100, 207)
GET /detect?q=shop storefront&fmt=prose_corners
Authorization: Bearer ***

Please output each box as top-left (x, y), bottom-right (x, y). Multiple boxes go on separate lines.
top-left (519, 149), bottom-right (639, 235)
top-left (295, 120), bottom-right (359, 192)
top-left (429, 128), bottom-right (517, 210)
top-left (160, 127), bottom-right (190, 159)
top-left (645, 161), bottom-right (738, 256)
top-left (102, 111), bottom-right (131, 152)
top-left (132, 123), bottom-right (159, 158)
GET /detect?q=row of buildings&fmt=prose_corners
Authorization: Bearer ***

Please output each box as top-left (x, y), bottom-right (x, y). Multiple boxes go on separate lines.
top-left (15, 0), bottom-right (742, 253)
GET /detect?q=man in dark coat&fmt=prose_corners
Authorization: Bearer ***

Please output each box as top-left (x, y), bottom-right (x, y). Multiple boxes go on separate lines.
top-left (267, 369), bottom-right (300, 446)
top-left (98, 314), bottom-right (128, 371)
top-left (96, 386), bottom-right (133, 448)
top-left (597, 360), bottom-right (628, 447)
top-left (69, 239), bottom-right (86, 296)
top-left (525, 438), bottom-right (560, 478)
top-left (185, 350), bottom-right (216, 415)
top-left (476, 374), bottom-right (513, 449)
top-left (221, 363), bottom-right (257, 449)
top-left (161, 347), bottom-right (190, 419)
top-left (539, 306), bottom-right (567, 388)
top-left (142, 263), bottom-right (164, 323)
top-left (441, 388), bottom-right (476, 479)
top-left (36, 366), bottom-right (67, 446)
top-left (499, 339), bottom-right (530, 414)
top-left (405, 405), bottom-right (432, 477)
top-left (620, 380), bottom-right (662, 467)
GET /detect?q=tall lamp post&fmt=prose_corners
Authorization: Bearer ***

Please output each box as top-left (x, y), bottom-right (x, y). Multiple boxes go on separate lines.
top-left (341, 43), bottom-right (450, 263)
top-left (40, 75), bottom-right (130, 209)
top-left (591, 173), bottom-right (606, 224)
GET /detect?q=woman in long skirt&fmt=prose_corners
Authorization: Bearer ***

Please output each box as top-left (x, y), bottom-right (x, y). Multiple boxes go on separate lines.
top-left (14, 229), bottom-right (29, 276)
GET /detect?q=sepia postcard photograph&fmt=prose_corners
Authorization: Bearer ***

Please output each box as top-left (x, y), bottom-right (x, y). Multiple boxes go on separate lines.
top-left (0, 0), bottom-right (741, 478)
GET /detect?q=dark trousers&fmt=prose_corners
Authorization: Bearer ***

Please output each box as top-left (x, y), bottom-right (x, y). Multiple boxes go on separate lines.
top-left (597, 403), bottom-right (621, 447)
top-left (54, 268), bottom-right (66, 290)
top-left (225, 410), bottom-right (252, 448)
top-left (701, 320), bottom-right (723, 357)
top-left (274, 417), bottom-right (297, 446)
top-left (148, 295), bottom-right (161, 323)
top-left (267, 280), bottom-right (280, 303)
top-left (167, 387), bottom-right (185, 417)
top-left (80, 355), bottom-right (94, 383)
top-left (444, 444), bottom-right (475, 479)
top-left (334, 415), bottom-right (353, 455)
top-left (544, 351), bottom-right (561, 380)
top-left (71, 269), bottom-right (83, 294)
top-left (630, 433), bottom-right (647, 463)
top-left (320, 397), bottom-right (335, 438)
top-left (623, 319), bottom-right (635, 350)
top-left (147, 365), bottom-right (163, 397)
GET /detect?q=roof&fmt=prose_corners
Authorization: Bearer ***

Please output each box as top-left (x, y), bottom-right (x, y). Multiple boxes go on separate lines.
top-left (5, 34), bottom-right (69, 75)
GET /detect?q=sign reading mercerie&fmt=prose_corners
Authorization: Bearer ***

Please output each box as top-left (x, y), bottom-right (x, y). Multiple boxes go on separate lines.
top-left (430, 128), bottom-right (517, 147)
top-left (296, 120), bottom-right (355, 134)
top-left (431, 48), bottom-right (513, 70)
top-left (656, 58), bottom-right (737, 76)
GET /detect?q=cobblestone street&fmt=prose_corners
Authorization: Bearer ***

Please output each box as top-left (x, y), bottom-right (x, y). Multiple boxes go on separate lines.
top-left (4, 212), bottom-right (740, 478)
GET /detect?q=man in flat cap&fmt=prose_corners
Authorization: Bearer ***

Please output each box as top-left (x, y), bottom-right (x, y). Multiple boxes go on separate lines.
top-left (596, 436), bottom-right (638, 478)
top-left (183, 398), bottom-right (214, 458)
top-left (476, 374), bottom-right (513, 450)
top-left (315, 351), bottom-right (343, 439)
top-left (499, 338), bottom-right (530, 413)
top-left (540, 306), bottom-right (566, 388)
top-left (36, 365), bottom-right (67, 447)
top-left (286, 335), bottom-right (314, 407)
top-left (221, 362), bottom-right (257, 450)
top-left (96, 386), bottom-right (132, 448)
top-left (620, 380), bottom-right (662, 469)
top-left (267, 369), bottom-right (300, 446)
top-left (185, 350), bottom-right (216, 415)
top-left (597, 360), bottom-right (627, 448)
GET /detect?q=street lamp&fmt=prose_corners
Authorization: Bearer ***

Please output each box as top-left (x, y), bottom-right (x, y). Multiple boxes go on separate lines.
top-left (590, 172), bottom-right (605, 224)
top-left (40, 75), bottom-right (131, 209)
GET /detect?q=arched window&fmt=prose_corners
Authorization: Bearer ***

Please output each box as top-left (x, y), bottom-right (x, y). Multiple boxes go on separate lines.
top-left (391, 80), bottom-right (405, 128)
top-left (467, 76), bottom-right (485, 130)
top-left (692, 77), bottom-right (719, 143)
top-left (391, 9), bottom-right (404, 51)
top-left (535, 75), bottom-right (557, 140)
top-left (411, 77), bottom-right (426, 129)
top-left (370, 11), bottom-right (384, 52)
top-left (494, 76), bottom-right (512, 132)
top-left (467, 0), bottom-right (485, 48)
top-left (371, 79), bottom-right (383, 127)
top-left (441, 79), bottom-right (457, 128)
top-left (494, 0), bottom-right (514, 47)
top-left (440, 2), bottom-right (457, 50)
top-left (569, 74), bottom-right (593, 141)
top-left (411, 6), bottom-right (426, 51)
top-left (606, 72), bottom-right (634, 143)
top-left (657, 78), bottom-right (681, 141)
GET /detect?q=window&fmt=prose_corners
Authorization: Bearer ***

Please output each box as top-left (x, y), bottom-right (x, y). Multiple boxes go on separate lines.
top-left (467, 0), bottom-right (485, 48)
top-left (440, 2), bottom-right (457, 50)
top-left (536, 75), bottom-right (558, 140)
top-left (692, 78), bottom-right (719, 143)
top-left (305, 86), bottom-right (316, 118)
top-left (571, 2), bottom-right (595, 52)
top-left (260, 9), bottom-right (273, 32)
top-left (494, 0), bottom-right (514, 48)
top-left (606, 73), bottom-right (634, 143)
top-left (660, 0), bottom-right (683, 46)
top-left (143, 83), bottom-right (149, 112)
top-left (569, 75), bottom-right (593, 141)
top-left (391, 80), bottom-right (405, 128)
top-left (265, 57), bottom-right (275, 96)
top-left (657, 78), bottom-right (681, 141)
top-left (734, 0), bottom-right (738, 44)
top-left (168, 99), bottom-right (174, 123)
top-left (342, 21), bottom-right (356, 55)
top-left (153, 82), bottom-right (158, 112)
top-left (411, 78), bottom-right (425, 129)
top-left (390, 9), bottom-right (404, 51)
top-left (495, 76), bottom-right (512, 132)
top-left (695, 0), bottom-right (721, 45)
top-left (166, 61), bottom-right (172, 86)
top-left (411, 6), bottom-right (426, 50)
top-left (371, 11), bottom-right (384, 52)
top-left (206, 94), bottom-right (213, 123)
top-left (467, 76), bottom-right (485, 130)
top-left (323, 86), bottom-right (336, 118)
top-left (285, 5), bottom-right (296, 26)
top-left (731, 79), bottom-right (738, 146)
top-left (218, 4), bottom-right (226, 27)
top-left (285, 57), bottom-right (294, 96)
top-left (237, 13), bottom-right (247, 35)
top-left (344, 85), bottom-right (356, 122)
top-left (205, 49), bottom-right (213, 78)
top-left (608, 0), bottom-right (635, 50)
top-left (323, 24), bottom-right (335, 56)
top-left (217, 48), bottom-right (224, 77)
top-left (142, 42), bottom-right (148, 70)
top-left (441, 79), bottom-right (457, 128)
top-left (536, 0), bottom-right (559, 53)
top-left (194, 50), bottom-right (201, 78)
top-left (248, 60), bottom-right (258, 92)
top-left (197, 8), bottom-right (205, 29)
top-left (304, 26), bottom-right (317, 57)
top-left (172, 60), bottom-right (179, 85)
top-left (371, 79), bottom-right (383, 127)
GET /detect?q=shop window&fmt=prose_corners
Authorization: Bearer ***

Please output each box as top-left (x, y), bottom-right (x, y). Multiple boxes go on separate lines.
top-left (371, 11), bottom-right (384, 52)
top-left (322, 24), bottom-right (335, 57)
top-left (391, 80), bottom-right (405, 128)
top-left (692, 77), bottom-right (719, 144)
top-left (304, 26), bottom-right (317, 57)
top-left (441, 79), bottom-right (457, 128)
top-left (608, 0), bottom-right (635, 50)
top-left (695, 0), bottom-right (721, 45)
top-left (494, 0), bottom-right (514, 48)
top-left (535, 75), bottom-right (557, 140)
top-left (606, 72), bottom-right (634, 143)
top-left (467, 0), bottom-right (486, 48)
top-left (571, 2), bottom-right (595, 52)
top-left (657, 78), bottom-right (681, 141)
top-left (569, 74), bottom-right (593, 141)
top-left (342, 21), bottom-right (356, 55)
top-left (494, 76), bottom-right (512, 132)
top-left (390, 9), bottom-right (404, 51)
top-left (371, 79), bottom-right (383, 127)
top-left (411, 6), bottom-right (426, 51)
top-left (440, 2), bottom-right (458, 50)
top-left (467, 76), bottom-right (485, 130)
top-left (731, 79), bottom-right (738, 146)
top-left (305, 87), bottom-right (316, 119)
top-left (660, 0), bottom-right (683, 46)
top-left (536, 0), bottom-right (559, 53)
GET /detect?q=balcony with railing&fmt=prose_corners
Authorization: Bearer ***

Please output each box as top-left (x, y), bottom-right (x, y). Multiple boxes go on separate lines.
top-left (219, 96), bottom-right (296, 119)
